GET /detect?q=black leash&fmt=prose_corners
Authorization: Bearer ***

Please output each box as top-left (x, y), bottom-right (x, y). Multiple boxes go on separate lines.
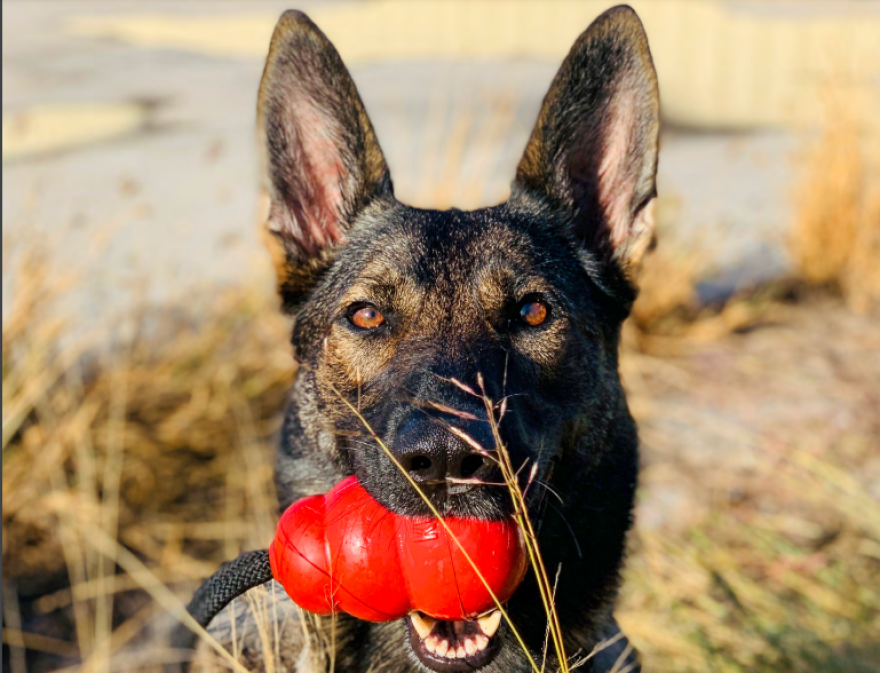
top-left (168, 549), bottom-right (273, 672)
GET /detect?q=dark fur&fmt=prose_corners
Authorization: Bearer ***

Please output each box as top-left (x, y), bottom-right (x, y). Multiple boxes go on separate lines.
top-left (243, 5), bottom-right (659, 672)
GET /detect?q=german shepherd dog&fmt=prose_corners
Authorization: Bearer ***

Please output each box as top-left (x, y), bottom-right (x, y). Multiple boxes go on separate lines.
top-left (179, 5), bottom-right (659, 672)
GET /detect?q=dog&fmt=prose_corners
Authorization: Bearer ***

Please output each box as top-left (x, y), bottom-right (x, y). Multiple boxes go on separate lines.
top-left (180, 5), bottom-right (659, 672)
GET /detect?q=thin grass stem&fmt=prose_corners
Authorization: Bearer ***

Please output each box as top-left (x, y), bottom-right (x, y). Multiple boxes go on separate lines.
top-left (330, 383), bottom-right (543, 673)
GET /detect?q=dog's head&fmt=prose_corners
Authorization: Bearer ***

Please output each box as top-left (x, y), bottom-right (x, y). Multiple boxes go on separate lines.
top-left (259, 6), bottom-right (658, 670)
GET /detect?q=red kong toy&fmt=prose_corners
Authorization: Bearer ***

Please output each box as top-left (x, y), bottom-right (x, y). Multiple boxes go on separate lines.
top-left (269, 476), bottom-right (527, 621)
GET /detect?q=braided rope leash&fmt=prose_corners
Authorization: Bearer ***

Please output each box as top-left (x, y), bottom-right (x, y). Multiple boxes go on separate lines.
top-left (168, 549), bottom-right (273, 672)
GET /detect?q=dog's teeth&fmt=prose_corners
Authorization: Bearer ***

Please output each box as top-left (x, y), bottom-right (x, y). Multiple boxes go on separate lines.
top-left (410, 612), bottom-right (436, 640)
top-left (477, 610), bottom-right (502, 637)
top-left (412, 613), bottom-right (497, 659)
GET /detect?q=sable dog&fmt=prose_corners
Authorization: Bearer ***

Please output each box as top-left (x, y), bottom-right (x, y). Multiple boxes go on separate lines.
top-left (177, 5), bottom-right (659, 672)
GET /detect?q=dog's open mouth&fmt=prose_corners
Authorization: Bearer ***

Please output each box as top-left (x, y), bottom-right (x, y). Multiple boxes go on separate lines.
top-left (406, 609), bottom-right (504, 671)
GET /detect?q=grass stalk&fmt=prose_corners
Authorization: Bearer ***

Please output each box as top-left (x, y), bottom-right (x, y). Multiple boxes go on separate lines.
top-left (472, 374), bottom-right (569, 673)
top-left (330, 383), bottom-right (543, 673)
top-left (334, 374), bottom-right (572, 672)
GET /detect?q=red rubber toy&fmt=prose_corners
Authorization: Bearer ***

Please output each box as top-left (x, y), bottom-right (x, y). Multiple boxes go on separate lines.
top-left (269, 476), bottom-right (527, 621)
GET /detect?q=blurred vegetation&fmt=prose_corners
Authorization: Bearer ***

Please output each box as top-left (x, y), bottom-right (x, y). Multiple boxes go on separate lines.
top-left (619, 427), bottom-right (880, 672)
top-left (2, 244), bottom-right (292, 671)
top-left (616, 90), bottom-right (880, 672)
top-left (788, 90), bottom-right (880, 315)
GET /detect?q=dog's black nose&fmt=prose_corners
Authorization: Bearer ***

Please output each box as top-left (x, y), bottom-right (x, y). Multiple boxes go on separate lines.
top-left (395, 411), bottom-right (494, 484)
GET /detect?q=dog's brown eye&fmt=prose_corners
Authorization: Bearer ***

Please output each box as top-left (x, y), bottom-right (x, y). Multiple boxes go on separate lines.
top-left (350, 306), bottom-right (385, 329)
top-left (520, 300), bottom-right (548, 327)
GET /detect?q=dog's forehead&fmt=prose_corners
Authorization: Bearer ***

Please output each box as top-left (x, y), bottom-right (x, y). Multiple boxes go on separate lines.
top-left (349, 205), bottom-right (543, 290)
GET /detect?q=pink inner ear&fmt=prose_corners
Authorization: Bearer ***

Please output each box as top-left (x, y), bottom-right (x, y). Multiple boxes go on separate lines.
top-left (290, 98), bottom-right (347, 255)
top-left (596, 96), bottom-right (637, 250)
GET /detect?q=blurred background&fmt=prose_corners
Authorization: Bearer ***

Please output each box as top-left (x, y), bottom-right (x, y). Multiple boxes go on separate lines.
top-left (3, 1), bottom-right (880, 671)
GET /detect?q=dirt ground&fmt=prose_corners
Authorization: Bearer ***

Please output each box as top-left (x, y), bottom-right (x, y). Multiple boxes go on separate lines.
top-left (626, 295), bottom-right (880, 532)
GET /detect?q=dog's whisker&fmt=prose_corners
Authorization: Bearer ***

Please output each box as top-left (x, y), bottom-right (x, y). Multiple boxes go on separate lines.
top-left (346, 439), bottom-right (380, 452)
top-left (548, 502), bottom-right (583, 561)
top-left (533, 479), bottom-right (565, 506)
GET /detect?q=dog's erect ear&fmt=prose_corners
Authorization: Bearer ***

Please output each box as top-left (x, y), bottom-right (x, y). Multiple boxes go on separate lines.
top-left (513, 5), bottom-right (659, 274)
top-left (258, 11), bottom-right (392, 309)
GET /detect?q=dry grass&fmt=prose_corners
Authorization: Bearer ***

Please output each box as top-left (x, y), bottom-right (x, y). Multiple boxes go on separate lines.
top-left (789, 89), bottom-right (880, 314)
top-left (2, 238), bottom-right (292, 671)
top-left (619, 86), bottom-right (880, 662)
top-left (629, 246), bottom-right (701, 333)
top-left (335, 383), bottom-right (552, 673)
top-left (617, 292), bottom-right (880, 672)
top-left (619, 447), bottom-right (880, 672)
top-left (624, 217), bottom-right (785, 356)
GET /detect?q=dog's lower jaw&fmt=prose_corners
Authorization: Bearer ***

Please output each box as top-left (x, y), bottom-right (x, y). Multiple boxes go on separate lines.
top-left (405, 610), bottom-right (505, 672)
